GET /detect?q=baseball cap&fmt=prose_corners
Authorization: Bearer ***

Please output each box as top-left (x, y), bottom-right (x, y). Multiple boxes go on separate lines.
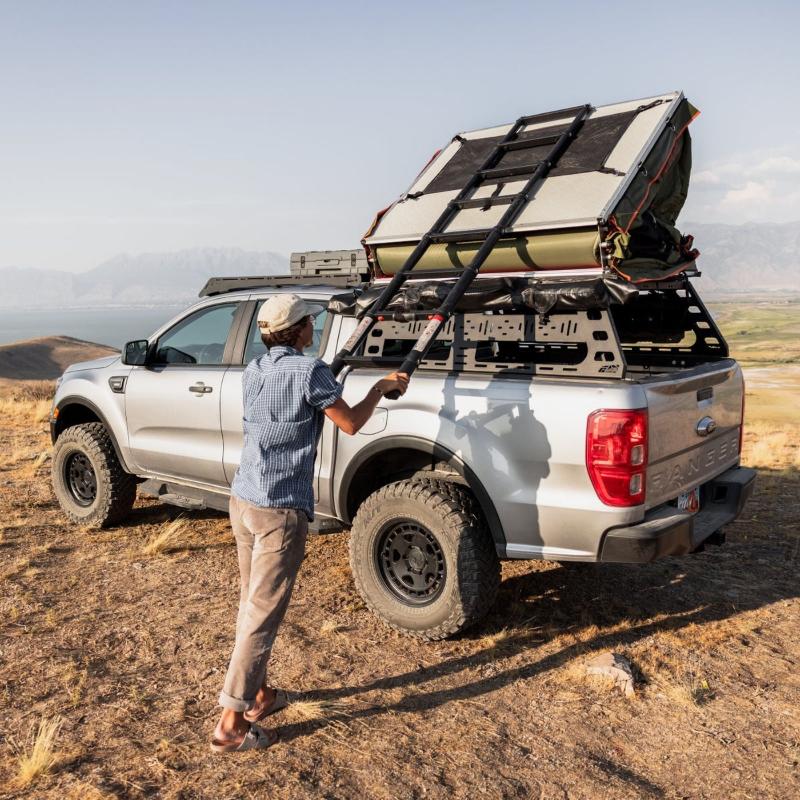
top-left (257, 294), bottom-right (325, 334)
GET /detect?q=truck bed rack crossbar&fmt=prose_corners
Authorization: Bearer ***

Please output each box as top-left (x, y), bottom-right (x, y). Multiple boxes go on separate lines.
top-left (345, 279), bottom-right (727, 380)
top-left (199, 274), bottom-right (368, 297)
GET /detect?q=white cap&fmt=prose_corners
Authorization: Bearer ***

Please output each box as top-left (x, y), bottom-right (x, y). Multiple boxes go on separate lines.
top-left (257, 294), bottom-right (325, 334)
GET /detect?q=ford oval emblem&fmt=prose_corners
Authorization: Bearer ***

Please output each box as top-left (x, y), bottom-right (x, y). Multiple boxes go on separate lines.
top-left (696, 416), bottom-right (717, 437)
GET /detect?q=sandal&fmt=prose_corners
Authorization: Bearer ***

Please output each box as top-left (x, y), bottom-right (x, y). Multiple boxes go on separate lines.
top-left (244, 688), bottom-right (289, 723)
top-left (210, 724), bottom-right (278, 753)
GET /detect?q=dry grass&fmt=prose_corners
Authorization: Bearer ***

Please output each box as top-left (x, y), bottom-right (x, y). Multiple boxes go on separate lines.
top-left (15, 717), bottom-right (63, 788)
top-left (320, 619), bottom-right (347, 636)
top-left (32, 398), bottom-right (53, 423)
top-left (61, 660), bottom-right (89, 708)
top-left (0, 397), bottom-right (51, 426)
top-left (481, 626), bottom-right (516, 651)
top-left (742, 423), bottom-right (800, 469)
top-left (283, 698), bottom-right (352, 724)
top-left (142, 517), bottom-right (187, 556)
top-left (0, 380), bottom-right (53, 432)
top-left (65, 783), bottom-right (116, 800)
top-left (6, 380), bottom-right (56, 402)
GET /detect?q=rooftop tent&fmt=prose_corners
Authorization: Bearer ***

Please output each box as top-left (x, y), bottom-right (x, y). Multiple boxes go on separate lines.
top-left (363, 91), bottom-right (699, 283)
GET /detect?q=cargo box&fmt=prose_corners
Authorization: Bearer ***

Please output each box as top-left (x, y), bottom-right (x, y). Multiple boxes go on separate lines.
top-left (363, 91), bottom-right (699, 283)
top-left (290, 249), bottom-right (369, 280)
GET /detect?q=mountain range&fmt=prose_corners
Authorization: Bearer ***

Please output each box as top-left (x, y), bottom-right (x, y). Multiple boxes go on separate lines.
top-left (0, 222), bottom-right (797, 308)
top-left (0, 248), bottom-right (288, 308)
top-left (685, 222), bottom-right (800, 296)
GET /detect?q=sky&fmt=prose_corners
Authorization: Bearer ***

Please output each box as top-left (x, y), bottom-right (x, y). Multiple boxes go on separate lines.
top-left (1, 0), bottom-right (799, 272)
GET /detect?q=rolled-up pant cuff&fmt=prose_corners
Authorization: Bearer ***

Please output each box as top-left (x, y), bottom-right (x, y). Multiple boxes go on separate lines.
top-left (218, 691), bottom-right (253, 712)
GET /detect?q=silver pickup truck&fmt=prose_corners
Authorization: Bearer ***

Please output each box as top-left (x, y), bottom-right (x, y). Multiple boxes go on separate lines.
top-left (49, 269), bottom-right (755, 639)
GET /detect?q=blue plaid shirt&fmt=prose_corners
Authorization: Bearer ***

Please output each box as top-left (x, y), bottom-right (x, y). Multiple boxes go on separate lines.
top-left (231, 346), bottom-right (343, 520)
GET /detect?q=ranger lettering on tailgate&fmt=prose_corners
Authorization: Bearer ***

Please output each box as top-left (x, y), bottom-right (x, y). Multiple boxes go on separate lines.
top-left (649, 432), bottom-right (740, 498)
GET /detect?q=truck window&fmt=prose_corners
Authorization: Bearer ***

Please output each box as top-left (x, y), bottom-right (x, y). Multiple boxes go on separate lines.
top-left (243, 300), bottom-right (328, 363)
top-left (154, 303), bottom-right (237, 365)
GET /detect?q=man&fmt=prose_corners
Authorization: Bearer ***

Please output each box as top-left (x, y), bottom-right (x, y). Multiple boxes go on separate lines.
top-left (211, 294), bottom-right (408, 752)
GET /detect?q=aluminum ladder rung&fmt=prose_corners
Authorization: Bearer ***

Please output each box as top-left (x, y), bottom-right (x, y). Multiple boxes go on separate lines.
top-left (479, 163), bottom-right (542, 181)
top-left (500, 133), bottom-right (561, 151)
top-left (427, 228), bottom-right (495, 244)
top-left (452, 195), bottom-right (516, 210)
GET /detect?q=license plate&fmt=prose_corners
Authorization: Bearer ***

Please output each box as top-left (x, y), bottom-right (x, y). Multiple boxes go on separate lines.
top-left (677, 486), bottom-right (700, 514)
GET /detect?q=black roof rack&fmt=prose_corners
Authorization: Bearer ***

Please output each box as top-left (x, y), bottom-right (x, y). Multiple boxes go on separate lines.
top-left (199, 273), bottom-right (368, 298)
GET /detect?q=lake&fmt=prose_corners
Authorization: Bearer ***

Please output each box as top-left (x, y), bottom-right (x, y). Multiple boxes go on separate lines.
top-left (0, 306), bottom-right (187, 349)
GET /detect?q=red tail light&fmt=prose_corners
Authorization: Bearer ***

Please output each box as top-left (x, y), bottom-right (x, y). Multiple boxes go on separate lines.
top-left (586, 409), bottom-right (648, 507)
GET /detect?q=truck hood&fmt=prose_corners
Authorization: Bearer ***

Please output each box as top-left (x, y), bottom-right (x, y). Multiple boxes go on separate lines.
top-left (64, 355), bottom-right (120, 373)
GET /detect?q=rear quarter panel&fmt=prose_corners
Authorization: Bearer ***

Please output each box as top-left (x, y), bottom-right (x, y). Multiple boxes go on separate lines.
top-left (333, 367), bottom-right (647, 560)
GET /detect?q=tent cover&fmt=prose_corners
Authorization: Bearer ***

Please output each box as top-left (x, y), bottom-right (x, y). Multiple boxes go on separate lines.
top-left (363, 91), bottom-right (700, 283)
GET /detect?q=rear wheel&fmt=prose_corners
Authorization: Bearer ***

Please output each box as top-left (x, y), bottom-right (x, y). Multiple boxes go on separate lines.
top-left (349, 479), bottom-right (500, 640)
top-left (52, 423), bottom-right (136, 528)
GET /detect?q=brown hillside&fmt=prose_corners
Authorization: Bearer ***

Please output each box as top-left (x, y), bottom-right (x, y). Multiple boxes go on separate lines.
top-left (0, 335), bottom-right (117, 381)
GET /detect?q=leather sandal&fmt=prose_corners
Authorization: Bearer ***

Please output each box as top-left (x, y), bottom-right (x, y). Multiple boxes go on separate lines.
top-left (244, 688), bottom-right (289, 723)
top-left (210, 724), bottom-right (278, 753)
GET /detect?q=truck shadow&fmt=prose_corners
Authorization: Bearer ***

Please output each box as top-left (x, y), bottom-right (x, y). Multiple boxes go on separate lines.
top-left (278, 466), bottom-right (798, 743)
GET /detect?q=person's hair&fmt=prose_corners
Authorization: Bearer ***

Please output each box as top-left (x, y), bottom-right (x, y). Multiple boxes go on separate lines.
top-left (261, 316), bottom-right (308, 349)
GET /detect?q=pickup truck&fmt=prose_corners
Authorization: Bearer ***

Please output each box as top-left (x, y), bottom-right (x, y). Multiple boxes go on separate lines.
top-left (49, 266), bottom-right (755, 640)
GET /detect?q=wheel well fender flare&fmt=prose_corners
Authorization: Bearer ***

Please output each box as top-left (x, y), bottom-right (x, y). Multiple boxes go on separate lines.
top-left (337, 435), bottom-right (506, 552)
top-left (52, 396), bottom-right (132, 473)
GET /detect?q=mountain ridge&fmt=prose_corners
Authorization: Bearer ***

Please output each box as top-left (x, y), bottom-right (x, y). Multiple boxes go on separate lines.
top-left (0, 223), bottom-right (798, 308)
top-left (0, 247), bottom-right (288, 308)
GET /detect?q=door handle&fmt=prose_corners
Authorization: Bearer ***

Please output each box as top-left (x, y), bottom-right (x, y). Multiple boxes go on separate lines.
top-left (189, 382), bottom-right (213, 394)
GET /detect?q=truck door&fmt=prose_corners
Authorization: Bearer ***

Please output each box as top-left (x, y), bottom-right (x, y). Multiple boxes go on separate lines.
top-left (125, 302), bottom-right (241, 487)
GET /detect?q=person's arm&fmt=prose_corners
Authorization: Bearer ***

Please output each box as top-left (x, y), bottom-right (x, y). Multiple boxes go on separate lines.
top-left (324, 372), bottom-right (409, 435)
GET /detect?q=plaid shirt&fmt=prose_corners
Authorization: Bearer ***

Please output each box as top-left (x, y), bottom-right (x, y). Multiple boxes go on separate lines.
top-left (231, 346), bottom-right (343, 520)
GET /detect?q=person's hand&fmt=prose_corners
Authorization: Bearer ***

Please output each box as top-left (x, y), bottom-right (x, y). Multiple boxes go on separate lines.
top-left (375, 371), bottom-right (409, 397)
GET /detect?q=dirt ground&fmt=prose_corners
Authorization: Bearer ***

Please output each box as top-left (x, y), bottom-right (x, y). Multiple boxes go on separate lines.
top-left (0, 388), bottom-right (798, 799)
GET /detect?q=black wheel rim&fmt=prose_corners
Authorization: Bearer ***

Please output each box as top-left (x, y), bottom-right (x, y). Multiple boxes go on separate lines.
top-left (377, 520), bottom-right (446, 606)
top-left (65, 452), bottom-right (97, 507)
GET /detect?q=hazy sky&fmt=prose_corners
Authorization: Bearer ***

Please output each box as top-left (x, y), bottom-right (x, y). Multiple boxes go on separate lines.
top-left (1, 0), bottom-right (799, 272)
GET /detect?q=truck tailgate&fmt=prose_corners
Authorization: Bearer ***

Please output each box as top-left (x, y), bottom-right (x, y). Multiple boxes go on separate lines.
top-left (643, 360), bottom-right (744, 509)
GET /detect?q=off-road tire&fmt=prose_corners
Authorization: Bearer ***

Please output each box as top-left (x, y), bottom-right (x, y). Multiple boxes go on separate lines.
top-left (412, 474), bottom-right (481, 521)
top-left (349, 479), bottom-right (500, 640)
top-left (52, 422), bottom-right (136, 528)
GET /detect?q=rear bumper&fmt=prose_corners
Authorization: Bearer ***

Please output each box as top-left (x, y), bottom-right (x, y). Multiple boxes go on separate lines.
top-left (599, 466), bottom-right (756, 563)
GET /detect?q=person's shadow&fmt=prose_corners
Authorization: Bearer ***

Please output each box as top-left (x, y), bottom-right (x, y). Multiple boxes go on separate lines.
top-left (431, 314), bottom-right (552, 558)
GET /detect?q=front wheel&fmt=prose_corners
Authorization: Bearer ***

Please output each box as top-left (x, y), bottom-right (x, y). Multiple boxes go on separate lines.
top-left (52, 422), bottom-right (136, 528)
top-left (349, 480), bottom-right (500, 640)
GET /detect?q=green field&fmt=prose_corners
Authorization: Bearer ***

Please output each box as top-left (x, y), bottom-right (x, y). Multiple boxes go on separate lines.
top-left (709, 299), bottom-right (800, 368)
top-left (709, 299), bottom-right (800, 435)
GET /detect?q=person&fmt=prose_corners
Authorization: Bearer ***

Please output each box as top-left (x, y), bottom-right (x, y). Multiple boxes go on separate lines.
top-left (211, 294), bottom-right (408, 752)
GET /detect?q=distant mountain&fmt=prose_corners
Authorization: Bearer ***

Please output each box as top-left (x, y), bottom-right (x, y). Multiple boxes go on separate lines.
top-left (0, 247), bottom-right (288, 308)
top-left (682, 221), bottom-right (800, 296)
top-left (0, 226), bottom-right (797, 308)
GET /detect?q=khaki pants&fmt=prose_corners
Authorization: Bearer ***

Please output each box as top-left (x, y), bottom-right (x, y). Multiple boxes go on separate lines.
top-left (218, 495), bottom-right (308, 712)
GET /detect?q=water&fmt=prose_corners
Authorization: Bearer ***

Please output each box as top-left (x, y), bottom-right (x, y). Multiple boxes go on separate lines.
top-left (0, 306), bottom-right (187, 349)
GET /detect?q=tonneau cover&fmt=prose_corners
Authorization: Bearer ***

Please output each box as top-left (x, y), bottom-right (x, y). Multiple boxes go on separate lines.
top-left (364, 91), bottom-right (699, 283)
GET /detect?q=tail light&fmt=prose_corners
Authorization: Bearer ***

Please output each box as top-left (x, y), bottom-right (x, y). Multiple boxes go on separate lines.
top-left (586, 409), bottom-right (648, 507)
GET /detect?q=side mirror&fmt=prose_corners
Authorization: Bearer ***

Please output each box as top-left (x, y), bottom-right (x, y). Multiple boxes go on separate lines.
top-left (122, 340), bottom-right (149, 366)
